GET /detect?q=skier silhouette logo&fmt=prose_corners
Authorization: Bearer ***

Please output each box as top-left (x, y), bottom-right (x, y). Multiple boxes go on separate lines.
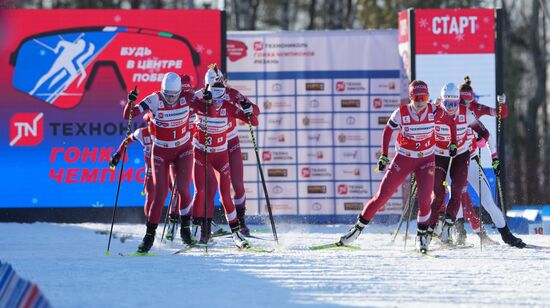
top-left (29, 34), bottom-right (95, 104)
top-left (10, 26), bottom-right (202, 109)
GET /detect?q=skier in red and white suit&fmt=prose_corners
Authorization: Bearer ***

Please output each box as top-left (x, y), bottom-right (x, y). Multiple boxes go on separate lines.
top-left (428, 83), bottom-right (494, 244)
top-left (338, 80), bottom-right (457, 252)
top-left (203, 65), bottom-right (255, 235)
top-left (454, 77), bottom-right (525, 248)
top-left (187, 81), bottom-right (260, 248)
top-left (123, 72), bottom-right (204, 253)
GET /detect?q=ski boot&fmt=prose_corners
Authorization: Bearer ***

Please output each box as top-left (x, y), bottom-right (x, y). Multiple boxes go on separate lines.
top-left (433, 213), bottom-right (445, 238)
top-left (498, 225), bottom-right (526, 248)
top-left (229, 220), bottom-right (249, 249)
top-left (476, 229), bottom-right (499, 246)
top-left (199, 218), bottom-right (212, 245)
top-left (416, 228), bottom-right (431, 253)
top-left (180, 215), bottom-right (196, 246)
top-left (455, 218), bottom-right (468, 246)
top-left (166, 213), bottom-right (179, 241)
top-left (339, 217), bottom-right (369, 246)
top-left (137, 222), bottom-right (157, 253)
top-left (440, 217), bottom-right (455, 244)
top-left (236, 207), bottom-right (250, 236)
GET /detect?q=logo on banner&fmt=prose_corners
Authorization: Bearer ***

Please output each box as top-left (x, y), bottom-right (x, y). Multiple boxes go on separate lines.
top-left (337, 184), bottom-right (348, 195)
top-left (344, 202), bottom-right (362, 211)
top-left (309, 99), bottom-right (320, 108)
top-left (378, 116), bottom-right (390, 125)
top-left (346, 116), bottom-right (356, 125)
top-left (227, 40), bottom-right (248, 62)
top-left (10, 113), bottom-right (44, 146)
top-left (253, 41), bottom-right (264, 51)
top-left (301, 167), bottom-right (311, 178)
top-left (241, 152), bottom-right (248, 161)
top-left (336, 81), bottom-right (346, 92)
top-left (272, 185), bottom-right (283, 194)
top-left (373, 98), bottom-right (382, 109)
top-left (267, 168), bottom-right (288, 177)
top-left (262, 151), bottom-right (272, 161)
top-left (341, 99), bottom-right (360, 108)
top-left (263, 100), bottom-right (273, 110)
top-left (305, 82), bottom-right (324, 91)
top-left (312, 202), bottom-right (322, 211)
top-left (272, 83), bottom-right (282, 92)
top-left (307, 185), bottom-right (327, 194)
top-left (302, 116), bottom-right (311, 126)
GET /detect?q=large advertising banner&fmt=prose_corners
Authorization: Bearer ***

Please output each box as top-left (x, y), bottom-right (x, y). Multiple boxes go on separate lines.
top-left (0, 10), bottom-right (224, 208)
top-left (227, 30), bottom-right (407, 217)
top-left (413, 8), bottom-right (497, 168)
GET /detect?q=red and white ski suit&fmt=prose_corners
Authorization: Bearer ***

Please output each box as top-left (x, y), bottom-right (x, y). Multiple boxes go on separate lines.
top-left (188, 95), bottom-right (259, 224)
top-left (124, 91), bottom-right (203, 224)
top-left (360, 103), bottom-right (456, 230)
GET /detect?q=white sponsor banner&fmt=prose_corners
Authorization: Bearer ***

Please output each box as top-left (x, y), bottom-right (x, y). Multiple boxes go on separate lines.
top-left (228, 30), bottom-right (405, 217)
top-left (299, 199), bottom-right (334, 215)
top-left (259, 199), bottom-right (297, 215)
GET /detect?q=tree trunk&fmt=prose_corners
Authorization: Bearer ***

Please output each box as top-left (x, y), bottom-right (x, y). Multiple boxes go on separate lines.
top-left (307, 0), bottom-right (316, 30)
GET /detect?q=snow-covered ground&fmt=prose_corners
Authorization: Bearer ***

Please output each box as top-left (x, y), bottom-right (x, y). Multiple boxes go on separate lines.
top-left (1, 222), bottom-right (549, 307)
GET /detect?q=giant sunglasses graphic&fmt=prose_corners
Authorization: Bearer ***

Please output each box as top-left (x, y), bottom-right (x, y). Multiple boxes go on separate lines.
top-left (10, 26), bottom-right (201, 109)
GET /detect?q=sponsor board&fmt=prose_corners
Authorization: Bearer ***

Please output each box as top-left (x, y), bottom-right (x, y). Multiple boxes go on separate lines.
top-left (299, 182), bottom-right (333, 196)
top-left (297, 130), bottom-right (333, 146)
top-left (228, 80), bottom-right (256, 97)
top-left (334, 147), bottom-right (370, 163)
top-left (261, 131), bottom-right (296, 147)
top-left (266, 182), bottom-right (297, 198)
top-left (335, 182), bottom-right (370, 198)
top-left (296, 79), bottom-right (331, 95)
top-left (335, 200), bottom-right (365, 215)
top-left (369, 130), bottom-right (396, 148)
top-left (333, 79), bottom-right (369, 94)
top-left (333, 130), bottom-right (368, 145)
top-left (333, 113), bottom-right (368, 129)
top-left (370, 78), bottom-right (401, 94)
top-left (262, 113), bottom-right (296, 130)
top-left (259, 96), bottom-right (295, 113)
top-left (334, 165), bottom-right (369, 180)
top-left (257, 79), bottom-right (295, 96)
top-left (297, 113), bottom-right (331, 129)
top-left (298, 199), bottom-right (333, 215)
top-left (259, 199), bottom-right (297, 215)
top-left (266, 165), bottom-right (297, 180)
top-left (370, 96), bottom-right (402, 111)
top-left (296, 96), bottom-right (332, 112)
top-left (261, 148), bottom-right (296, 164)
top-left (333, 97), bottom-right (368, 112)
top-left (299, 165), bottom-right (333, 181)
top-left (297, 148), bottom-right (332, 163)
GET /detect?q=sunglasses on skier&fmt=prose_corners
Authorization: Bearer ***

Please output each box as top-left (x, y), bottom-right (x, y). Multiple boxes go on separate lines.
top-left (444, 101), bottom-right (459, 108)
top-left (9, 26), bottom-right (201, 109)
top-left (412, 95), bottom-right (429, 102)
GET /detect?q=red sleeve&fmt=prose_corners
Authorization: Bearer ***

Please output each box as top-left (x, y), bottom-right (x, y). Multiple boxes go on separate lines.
top-left (123, 102), bottom-right (142, 120)
top-left (470, 101), bottom-right (496, 118)
top-left (115, 136), bottom-right (133, 156)
top-left (188, 92), bottom-right (204, 111)
top-left (470, 121), bottom-right (490, 141)
top-left (226, 103), bottom-right (259, 126)
top-left (229, 88), bottom-right (260, 116)
top-left (381, 125), bottom-right (394, 156)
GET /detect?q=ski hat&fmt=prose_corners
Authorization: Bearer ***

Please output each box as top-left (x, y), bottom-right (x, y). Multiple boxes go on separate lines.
top-left (408, 80), bottom-right (429, 99)
top-left (459, 76), bottom-right (474, 103)
top-left (161, 72), bottom-right (181, 104)
top-left (180, 74), bottom-right (192, 91)
top-left (440, 82), bottom-right (460, 102)
top-left (204, 63), bottom-right (224, 86)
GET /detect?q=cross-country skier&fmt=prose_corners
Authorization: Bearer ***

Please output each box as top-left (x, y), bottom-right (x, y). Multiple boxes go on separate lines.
top-left (428, 83), bottom-right (493, 244)
top-left (123, 72), bottom-right (204, 253)
top-left (454, 76), bottom-right (525, 248)
top-left (186, 80), bottom-right (259, 248)
top-left (202, 64), bottom-right (255, 235)
top-left (338, 80), bottom-right (457, 253)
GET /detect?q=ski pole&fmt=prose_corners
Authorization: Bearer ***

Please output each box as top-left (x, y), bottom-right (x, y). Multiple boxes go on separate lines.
top-left (203, 85), bottom-right (210, 253)
top-left (242, 103), bottom-right (278, 244)
top-left (496, 100), bottom-right (507, 217)
top-left (392, 175), bottom-right (416, 243)
top-left (477, 149), bottom-right (483, 251)
top-left (106, 85), bottom-right (137, 256)
top-left (403, 176), bottom-right (417, 250)
top-left (160, 177), bottom-right (178, 244)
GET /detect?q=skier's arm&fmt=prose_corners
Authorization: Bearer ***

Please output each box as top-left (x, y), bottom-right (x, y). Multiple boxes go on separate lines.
top-left (109, 133), bottom-right (136, 168)
top-left (123, 87), bottom-right (151, 120)
top-left (228, 102), bottom-right (259, 126)
top-left (381, 109), bottom-right (400, 157)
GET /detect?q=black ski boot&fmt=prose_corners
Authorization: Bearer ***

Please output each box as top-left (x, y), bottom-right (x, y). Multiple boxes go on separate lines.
top-left (236, 207), bottom-right (250, 236)
top-left (180, 215), bottom-right (196, 246)
top-left (498, 225), bottom-right (526, 248)
top-left (199, 218), bottom-right (212, 245)
top-left (137, 222), bottom-right (158, 253)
